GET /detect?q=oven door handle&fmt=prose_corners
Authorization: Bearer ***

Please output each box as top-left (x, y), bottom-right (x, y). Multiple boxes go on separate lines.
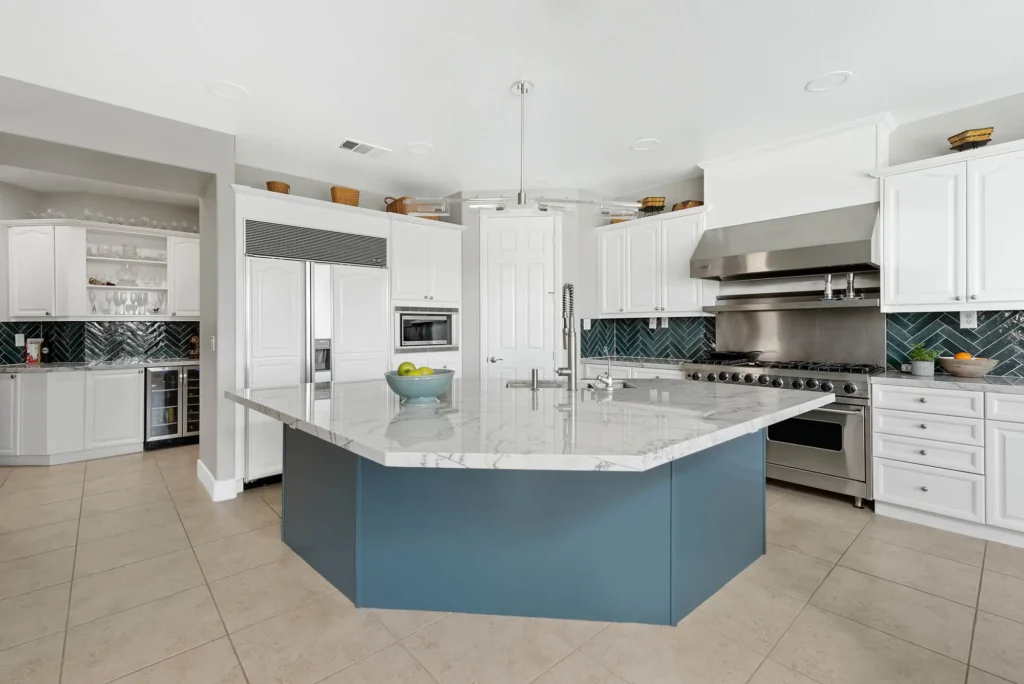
top-left (812, 406), bottom-right (864, 416)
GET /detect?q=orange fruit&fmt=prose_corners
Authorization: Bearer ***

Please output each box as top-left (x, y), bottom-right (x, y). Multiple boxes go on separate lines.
top-left (954, 352), bottom-right (973, 360)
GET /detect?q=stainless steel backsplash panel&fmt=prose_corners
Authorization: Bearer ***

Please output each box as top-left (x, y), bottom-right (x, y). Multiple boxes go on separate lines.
top-left (715, 308), bottom-right (886, 366)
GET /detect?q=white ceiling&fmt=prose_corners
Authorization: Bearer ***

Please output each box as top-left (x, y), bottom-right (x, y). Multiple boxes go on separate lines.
top-left (2, 0), bottom-right (1024, 197)
top-left (0, 166), bottom-right (199, 206)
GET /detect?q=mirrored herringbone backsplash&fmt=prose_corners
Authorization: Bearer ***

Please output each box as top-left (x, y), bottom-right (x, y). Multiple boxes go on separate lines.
top-left (886, 311), bottom-right (1024, 376)
top-left (580, 317), bottom-right (715, 360)
top-left (0, 321), bottom-right (199, 365)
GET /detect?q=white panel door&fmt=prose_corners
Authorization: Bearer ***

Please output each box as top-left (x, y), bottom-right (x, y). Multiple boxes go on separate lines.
top-left (168, 237), bottom-right (201, 316)
top-left (625, 222), bottom-right (661, 313)
top-left (882, 164), bottom-right (967, 307)
top-left (0, 374), bottom-right (20, 457)
top-left (967, 150), bottom-right (1024, 305)
top-left (598, 228), bottom-right (625, 314)
top-left (660, 214), bottom-right (703, 314)
top-left (484, 216), bottom-right (556, 381)
top-left (85, 369), bottom-right (144, 448)
top-left (54, 226), bottom-right (87, 317)
top-left (9, 225), bottom-right (55, 317)
top-left (431, 227), bottom-right (463, 305)
top-left (248, 258), bottom-right (305, 389)
top-left (332, 264), bottom-right (389, 381)
top-left (390, 221), bottom-right (432, 302)
top-left (986, 420), bottom-right (1024, 532)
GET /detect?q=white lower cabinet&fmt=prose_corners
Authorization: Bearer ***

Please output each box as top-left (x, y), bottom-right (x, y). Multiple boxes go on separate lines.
top-left (85, 369), bottom-right (145, 448)
top-left (0, 373), bottom-right (21, 457)
top-left (986, 419), bottom-right (1024, 533)
top-left (47, 372), bottom-right (86, 455)
top-left (875, 458), bottom-right (985, 523)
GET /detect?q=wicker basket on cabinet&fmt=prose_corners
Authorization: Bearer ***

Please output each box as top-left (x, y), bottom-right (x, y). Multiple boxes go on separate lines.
top-left (330, 186), bottom-right (360, 206)
top-left (385, 196), bottom-right (440, 220)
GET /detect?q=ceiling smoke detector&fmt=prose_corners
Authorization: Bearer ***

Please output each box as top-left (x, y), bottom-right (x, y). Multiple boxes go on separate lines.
top-left (207, 81), bottom-right (248, 101)
top-left (631, 138), bottom-right (660, 152)
top-left (805, 71), bottom-right (852, 92)
top-left (338, 139), bottom-right (392, 157)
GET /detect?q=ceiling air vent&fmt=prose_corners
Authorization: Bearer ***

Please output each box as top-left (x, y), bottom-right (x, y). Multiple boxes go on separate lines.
top-left (338, 139), bottom-right (391, 157)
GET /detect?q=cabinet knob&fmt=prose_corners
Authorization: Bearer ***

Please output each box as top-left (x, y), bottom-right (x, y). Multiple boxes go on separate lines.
top-left (619, 308), bottom-right (624, 312)
top-left (971, 295), bottom-right (978, 300)
top-left (45, 311), bottom-right (51, 316)
top-left (919, 397), bottom-right (928, 403)
top-left (424, 295), bottom-right (429, 299)
top-left (171, 312), bottom-right (177, 316)
top-left (920, 423), bottom-right (928, 429)
top-left (429, 296), bottom-right (434, 300)
top-left (955, 295), bottom-right (962, 301)
top-left (920, 485), bottom-right (929, 492)
top-left (920, 449), bottom-right (928, 455)
top-left (138, 369), bottom-right (143, 374)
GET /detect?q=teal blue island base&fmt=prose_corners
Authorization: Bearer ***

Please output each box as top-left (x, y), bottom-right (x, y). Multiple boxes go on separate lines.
top-left (281, 428), bottom-right (766, 626)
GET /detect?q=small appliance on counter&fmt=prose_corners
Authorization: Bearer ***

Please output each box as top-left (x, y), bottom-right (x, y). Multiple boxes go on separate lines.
top-left (144, 364), bottom-right (200, 450)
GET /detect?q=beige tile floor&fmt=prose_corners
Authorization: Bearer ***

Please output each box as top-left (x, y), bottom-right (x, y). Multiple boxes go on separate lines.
top-left (1, 449), bottom-right (1022, 684)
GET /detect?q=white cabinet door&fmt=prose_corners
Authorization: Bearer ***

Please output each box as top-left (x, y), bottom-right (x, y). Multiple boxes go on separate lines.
top-left (54, 226), bottom-right (87, 317)
top-left (85, 369), bottom-right (144, 448)
top-left (882, 164), bottom-right (967, 308)
top-left (168, 237), bottom-right (201, 316)
top-left (431, 227), bottom-right (463, 304)
top-left (598, 228), bottom-right (625, 314)
top-left (9, 225), bottom-right (55, 317)
top-left (967, 150), bottom-right (1024, 306)
top-left (390, 221), bottom-right (432, 303)
top-left (625, 222), bottom-right (661, 313)
top-left (986, 419), bottom-right (1024, 533)
top-left (660, 214), bottom-right (703, 314)
top-left (333, 264), bottom-right (389, 381)
top-left (248, 258), bottom-right (305, 389)
top-left (46, 371), bottom-right (85, 455)
top-left (0, 373), bottom-right (20, 456)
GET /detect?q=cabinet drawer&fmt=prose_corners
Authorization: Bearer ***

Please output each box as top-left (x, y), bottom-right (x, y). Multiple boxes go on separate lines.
top-left (986, 392), bottom-right (1024, 424)
top-left (874, 458), bottom-right (985, 523)
top-left (872, 384), bottom-right (983, 418)
top-left (872, 408), bottom-right (983, 446)
top-left (872, 433), bottom-right (984, 474)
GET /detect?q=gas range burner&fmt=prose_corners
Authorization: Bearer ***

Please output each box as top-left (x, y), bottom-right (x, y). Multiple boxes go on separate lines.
top-left (683, 358), bottom-right (882, 399)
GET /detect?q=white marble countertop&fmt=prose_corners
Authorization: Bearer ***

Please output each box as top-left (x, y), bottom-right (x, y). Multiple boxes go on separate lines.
top-left (225, 378), bottom-right (833, 472)
top-left (871, 371), bottom-right (1024, 395)
top-left (581, 357), bottom-right (688, 370)
top-left (0, 359), bottom-right (197, 373)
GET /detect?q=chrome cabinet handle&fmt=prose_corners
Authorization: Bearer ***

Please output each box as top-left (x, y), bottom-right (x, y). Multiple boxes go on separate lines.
top-left (920, 423), bottom-right (928, 429)
top-left (920, 449), bottom-right (928, 455)
top-left (488, 356), bottom-right (503, 363)
top-left (919, 397), bottom-right (928, 403)
top-left (920, 485), bottom-right (929, 492)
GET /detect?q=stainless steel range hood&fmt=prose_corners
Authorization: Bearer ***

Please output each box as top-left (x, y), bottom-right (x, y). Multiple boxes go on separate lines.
top-left (690, 203), bottom-right (879, 281)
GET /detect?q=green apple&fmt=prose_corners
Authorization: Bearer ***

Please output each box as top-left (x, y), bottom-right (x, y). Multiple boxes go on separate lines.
top-left (397, 361), bottom-right (416, 376)
top-left (418, 366), bottom-right (435, 375)
top-left (406, 367), bottom-right (425, 376)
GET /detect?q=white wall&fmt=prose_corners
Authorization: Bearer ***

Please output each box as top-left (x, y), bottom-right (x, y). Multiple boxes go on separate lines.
top-left (235, 164), bottom-right (400, 214)
top-left (614, 176), bottom-right (704, 210)
top-left (34, 192), bottom-right (199, 232)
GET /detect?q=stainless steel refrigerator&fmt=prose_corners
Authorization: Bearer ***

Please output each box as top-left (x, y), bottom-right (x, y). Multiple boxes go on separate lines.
top-left (144, 365), bottom-right (200, 447)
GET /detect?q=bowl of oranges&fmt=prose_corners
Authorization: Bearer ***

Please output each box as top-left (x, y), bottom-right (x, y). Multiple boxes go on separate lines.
top-left (384, 363), bottom-right (454, 404)
top-left (938, 352), bottom-right (998, 378)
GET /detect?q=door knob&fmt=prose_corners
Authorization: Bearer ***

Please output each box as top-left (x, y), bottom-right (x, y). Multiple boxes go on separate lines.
top-left (488, 356), bottom-right (503, 363)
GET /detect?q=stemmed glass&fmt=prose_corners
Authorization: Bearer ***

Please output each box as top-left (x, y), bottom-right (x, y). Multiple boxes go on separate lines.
top-left (141, 292), bottom-right (150, 315)
top-left (105, 292), bottom-right (114, 314)
top-left (89, 291), bottom-right (97, 313)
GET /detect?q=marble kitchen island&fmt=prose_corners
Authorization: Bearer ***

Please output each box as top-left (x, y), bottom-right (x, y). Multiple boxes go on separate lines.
top-left (226, 378), bottom-right (832, 625)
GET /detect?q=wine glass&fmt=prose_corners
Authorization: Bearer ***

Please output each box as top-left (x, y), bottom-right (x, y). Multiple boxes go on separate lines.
top-left (105, 292), bottom-right (114, 314)
top-left (141, 292), bottom-right (150, 315)
top-left (89, 291), bottom-right (97, 313)
top-left (140, 216), bottom-right (150, 227)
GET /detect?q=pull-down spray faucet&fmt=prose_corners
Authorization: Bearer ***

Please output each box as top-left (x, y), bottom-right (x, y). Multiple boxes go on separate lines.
top-left (555, 283), bottom-right (578, 391)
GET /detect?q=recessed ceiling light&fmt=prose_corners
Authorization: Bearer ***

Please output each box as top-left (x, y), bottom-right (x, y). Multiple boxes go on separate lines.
top-left (406, 142), bottom-right (433, 155)
top-left (805, 71), bottom-right (852, 92)
top-left (631, 138), bottom-right (660, 152)
top-left (207, 81), bottom-right (248, 100)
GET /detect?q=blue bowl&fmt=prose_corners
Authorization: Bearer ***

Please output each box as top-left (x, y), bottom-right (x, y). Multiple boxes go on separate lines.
top-left (384, 369), bottom-right (455, 405)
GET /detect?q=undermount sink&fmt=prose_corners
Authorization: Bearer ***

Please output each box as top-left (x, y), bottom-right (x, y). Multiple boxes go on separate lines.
top-left (504, 379), bottom-right (639, 390)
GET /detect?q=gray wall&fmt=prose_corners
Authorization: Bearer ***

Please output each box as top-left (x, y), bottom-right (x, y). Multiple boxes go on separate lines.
top-left (0, 76), bottom-right (237, 486)
top-left (891, 91), bottom-right (1024, 165)
top-left (235, 164), bottom-right (400, 214)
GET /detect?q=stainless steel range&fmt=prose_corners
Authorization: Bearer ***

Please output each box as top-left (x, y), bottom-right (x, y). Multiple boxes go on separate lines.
top-left (688, 202), bottom-right (887, 507)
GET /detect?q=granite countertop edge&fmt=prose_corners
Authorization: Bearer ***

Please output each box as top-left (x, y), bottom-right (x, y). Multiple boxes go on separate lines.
top-left (1, 359), bottom-right (198, 373)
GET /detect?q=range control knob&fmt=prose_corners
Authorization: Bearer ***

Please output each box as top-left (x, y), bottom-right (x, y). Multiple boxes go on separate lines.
top-left (707, 374), bottom-right (717, 382)
top-left (820, 381), bottom-right (834, 392)
top-left (791, 379), bottom-right (804, 389)
top-left (743, 374), bottom-right (755, 383)
top-left (772, 378), bottom-right (785, 388)
top-left (844, 383), bottom-right (858, 395)
top-left (718, 372), bottom-right (729, 381)
top-left (805, 379), bottom-right (819, 389)
top-left (758, 375), bottom-right (771, 385)
top-left (731, 372), bottom-right (741, 382)
top-left (690, 372), bottom-right (702, 381)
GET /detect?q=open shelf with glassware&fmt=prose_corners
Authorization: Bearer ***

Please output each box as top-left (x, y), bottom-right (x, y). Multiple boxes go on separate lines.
top-left (84, 227), bottom-right (172, 317)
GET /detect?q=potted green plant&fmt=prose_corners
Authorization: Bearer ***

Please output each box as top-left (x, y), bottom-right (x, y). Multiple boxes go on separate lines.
top-left (908, 342), bottom-right (940, 377)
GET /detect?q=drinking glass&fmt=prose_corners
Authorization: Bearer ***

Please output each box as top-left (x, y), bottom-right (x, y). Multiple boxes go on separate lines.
top-left (140, 216), bottom-right (150, 227)
top-left (89, 291), bottom-right (97, 313)
top-left (105, 292), bottom-right (114, 314)
top-left (141, 292), bottom-right (150, 314)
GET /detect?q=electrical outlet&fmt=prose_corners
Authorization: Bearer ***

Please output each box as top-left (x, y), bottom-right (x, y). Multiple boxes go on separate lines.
top-left (960, 311), bottom-right (978, 329)
top-left (661, 317), bottom-right (669, 328)
top-left (14, 334), bottom-right (25, 347)
top-left (583, 319), bottom-right (591, 331)
top-left (648, 318), bottom-right (657, 329)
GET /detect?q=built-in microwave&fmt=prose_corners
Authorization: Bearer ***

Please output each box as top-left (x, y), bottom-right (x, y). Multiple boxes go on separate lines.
top-left (395, 307), bottom-right (459, 352)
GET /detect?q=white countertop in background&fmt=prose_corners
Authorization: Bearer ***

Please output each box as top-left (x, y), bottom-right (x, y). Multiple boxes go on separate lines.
top-left (0, 359), bottom-right (197, 373)
top-left (225, 378), bottom-right (833, 472)
top-left (581, 357), bottom-right (688, 370)
top-left (870, 371), bottom-right (1024, 395)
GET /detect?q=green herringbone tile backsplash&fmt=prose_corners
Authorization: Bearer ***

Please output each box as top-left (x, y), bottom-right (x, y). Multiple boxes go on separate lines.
top-left (886, 311), bottom-right (1024, 376)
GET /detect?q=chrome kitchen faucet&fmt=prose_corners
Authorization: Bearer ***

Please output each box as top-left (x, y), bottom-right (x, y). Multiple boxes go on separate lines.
top-left (555, 282), bottom-right (578, 391)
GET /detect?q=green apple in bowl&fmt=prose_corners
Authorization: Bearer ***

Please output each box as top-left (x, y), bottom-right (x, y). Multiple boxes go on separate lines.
top-left (397, 361), bottom-right (416, 376)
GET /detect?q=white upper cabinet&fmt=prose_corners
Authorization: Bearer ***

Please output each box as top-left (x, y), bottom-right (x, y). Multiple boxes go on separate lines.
top-left (54, 226), bottom-right (87, 317)
top-left (390, 220), bottom-right (462, 305)
top-left (9, 225), bottom-right (56, 317)
top-left (598, 228), bottom-right (625, 314)
top-left (597, 209), bottom-right (707, 316)
top-left (333, 264), bottom-right (389, 381)
top-left (882, 164), bottom-right (967, 308)
top-left (967, 150), bottom-right (1024, 305)
top-left (168, 237), bottom-right (200, 317)
top-left (625, 221), bottom-right (661, 313)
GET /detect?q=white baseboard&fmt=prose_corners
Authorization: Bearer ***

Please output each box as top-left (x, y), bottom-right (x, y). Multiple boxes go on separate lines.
top-left (0, 443), bottom-right (145, 467)
top-left (197, 459), bottom-right (239, 502)
top-left (876, 502), bottom-right (1024, 549)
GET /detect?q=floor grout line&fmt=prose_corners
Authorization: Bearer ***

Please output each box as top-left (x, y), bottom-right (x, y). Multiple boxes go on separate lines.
top-left (964, 543), bottom-right (988, 683)
top-left (58, 471), bottom-right (85, 684)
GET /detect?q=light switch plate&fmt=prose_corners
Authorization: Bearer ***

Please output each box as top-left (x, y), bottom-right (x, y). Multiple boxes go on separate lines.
top-left (960, 311), bottom-right (978, 329)
top-left (583, 319), bottom-right (591, 331)
top-left (649, 318), bottom-right (657, 329)
top-left (14, 334), bottom-right (25, 347)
